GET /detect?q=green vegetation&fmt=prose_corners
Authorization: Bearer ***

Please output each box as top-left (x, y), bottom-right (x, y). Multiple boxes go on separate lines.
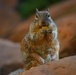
top-left (17, 0), bottom-right (62, 19)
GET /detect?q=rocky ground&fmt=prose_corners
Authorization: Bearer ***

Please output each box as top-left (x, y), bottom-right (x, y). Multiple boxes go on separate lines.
top-left (0, 39), bottom-right (24, 75)
top-left (0, 0), bottom-right (76, 75)
top-left (19, 56), bottom-right (76, 75)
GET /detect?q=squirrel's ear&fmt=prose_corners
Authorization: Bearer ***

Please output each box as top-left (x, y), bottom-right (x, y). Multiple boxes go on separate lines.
top-left (36, 8), bottom-right (39, 13)
top-left (47, 8), bottom-right (50, 12)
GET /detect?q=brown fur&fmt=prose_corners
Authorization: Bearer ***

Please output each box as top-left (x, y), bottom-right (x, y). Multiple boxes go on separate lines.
top-left (21, 9), bottom-right (59, 70)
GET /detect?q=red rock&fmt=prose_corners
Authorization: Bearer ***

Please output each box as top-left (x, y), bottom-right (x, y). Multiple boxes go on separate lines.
top-left (56, 15), bottom-right (76, 58)
top-left (0, 39), bottom-right (24, 75)
top-left (0, 5), bottom-right (21, 39)
top-left (0, 39), bottom-right (23, 66)
top-left (1, 63), bottom-right (24, 75)
top-left (0, 0), bottom-right (18, 8)
top-left (20, 56), bottom-right (76, 75)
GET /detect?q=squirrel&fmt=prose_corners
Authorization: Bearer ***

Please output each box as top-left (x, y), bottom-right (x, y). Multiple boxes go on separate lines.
top-left (21, 8), bottom-right (60, 70)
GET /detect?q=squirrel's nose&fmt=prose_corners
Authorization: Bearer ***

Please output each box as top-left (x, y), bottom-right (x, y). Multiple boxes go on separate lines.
top-left (42, 20), bottom-right (49, 26)
top-left (42, 21), bottom-right (46, 25)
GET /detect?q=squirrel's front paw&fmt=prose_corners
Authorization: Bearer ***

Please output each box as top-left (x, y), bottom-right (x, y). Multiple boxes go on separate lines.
top-left (47, 29), bottom-right (52, 33)
top-left (42, 30), bottom-right (47, 34)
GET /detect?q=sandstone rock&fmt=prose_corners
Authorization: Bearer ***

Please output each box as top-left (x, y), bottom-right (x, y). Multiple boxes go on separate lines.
top-left (0, 39), bottom-right (24, 75)
top-left (0, 4), bottom-right (21, 39)
top-left (0, 39), bottom-right (23, 66)
top-left (11, 56), bottom-right (76, 75)
top-left (49, 0), bottom-right (76, 20)
top-left (0, 0), bottom-right (18, 8)
top-left (22, 56), bottom-right (76, 75)
top-left (0, 63), bottom-right (24, 75)
top-left (56, 15), bottom-right (76, 58)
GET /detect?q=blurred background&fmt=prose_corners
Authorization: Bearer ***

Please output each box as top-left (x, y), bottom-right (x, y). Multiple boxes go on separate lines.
top-left (0, 0), bottom-right (76, 75)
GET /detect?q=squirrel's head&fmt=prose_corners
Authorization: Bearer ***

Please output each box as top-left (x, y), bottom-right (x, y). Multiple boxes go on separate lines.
top-left (35, 8), bottom-right (51, 28)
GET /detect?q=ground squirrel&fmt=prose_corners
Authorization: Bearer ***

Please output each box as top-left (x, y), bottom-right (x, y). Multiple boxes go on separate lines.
top-left (21, 9), bottom-right (60, 70)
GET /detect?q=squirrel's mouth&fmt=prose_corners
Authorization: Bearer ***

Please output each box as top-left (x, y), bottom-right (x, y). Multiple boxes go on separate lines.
top-left (39, 25), bottom-right (52, 34)
top-left (39, 25), bottom-right (48, 30)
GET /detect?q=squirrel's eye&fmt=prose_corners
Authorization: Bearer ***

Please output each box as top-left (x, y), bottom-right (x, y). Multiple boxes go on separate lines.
top-left (35, 15), bottom-right (38, 18)
top-left (48, 14), bottom-right (50, 17)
